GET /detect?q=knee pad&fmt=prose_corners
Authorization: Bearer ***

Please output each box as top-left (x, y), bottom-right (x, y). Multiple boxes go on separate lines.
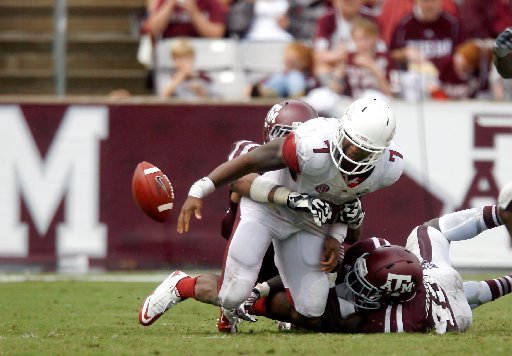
top-left (219, 279), bottom-right (254, 310)
top-left (294, 273), bottom-right (329, 317)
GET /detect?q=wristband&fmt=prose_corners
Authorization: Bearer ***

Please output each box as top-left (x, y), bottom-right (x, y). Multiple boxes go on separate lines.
top-left (188, 177), bottom-right (215, 199)
top-left (273, 186), bottom-right (292, 206)
top-left (250, 176), bottom-right (277, 203)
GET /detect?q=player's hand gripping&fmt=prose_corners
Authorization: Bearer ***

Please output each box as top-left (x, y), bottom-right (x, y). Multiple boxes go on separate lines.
top-left (494, 28), bottom-right (512, 57)
top-left (321, 236), bottom-right (341, 272)
top-left (286, 192), bottom-right (332, 226)
top-left (339, 198), bottom-right (365, 229)
top-left (177, 196), bottom-right (203, 234)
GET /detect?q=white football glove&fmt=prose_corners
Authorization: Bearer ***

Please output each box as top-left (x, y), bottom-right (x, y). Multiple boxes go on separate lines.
top-left (287, 192), bottom-right (333, 226)
top-left (494, 27), bottom-right (512, 57)
top-left (339, 198), bottom-right (365, 229)
top-left (235, 288), bottom-right (260, 323)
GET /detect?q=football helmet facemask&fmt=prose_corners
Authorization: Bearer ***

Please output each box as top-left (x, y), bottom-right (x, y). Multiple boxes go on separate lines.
top-left (343, 245), bottom-right (423, 310)
top-left (263, 99), bottom-right (318, 143)
top-left (330, 97), bottom-right (396, 175)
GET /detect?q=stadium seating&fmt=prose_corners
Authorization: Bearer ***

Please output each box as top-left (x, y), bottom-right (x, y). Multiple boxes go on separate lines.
top-left (154, 38), bottom-right (289, 100)
top-left (0, 0), bottom-right (148, 95)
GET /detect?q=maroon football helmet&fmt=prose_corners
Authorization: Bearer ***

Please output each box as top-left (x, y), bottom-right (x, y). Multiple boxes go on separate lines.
top-left (263, 99), bottom-right (318, 143)
top-left (343, 245), bottom-right (423, 310)
top-left (341, 237), bottom-right (391, 279)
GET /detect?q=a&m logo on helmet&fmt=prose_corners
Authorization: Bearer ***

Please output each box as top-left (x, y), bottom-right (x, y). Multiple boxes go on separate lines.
top-left (265, 103), bottom-right (283, 129)
top-left (380, 273), bottom-right (416, 297)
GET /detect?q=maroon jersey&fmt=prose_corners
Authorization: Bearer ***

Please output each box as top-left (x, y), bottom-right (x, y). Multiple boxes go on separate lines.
top-left (436, 57), bottom-right (484, 99)
top-left (156, 0), bottom-right (227, 39)
top-left (390, 11), bottom-right (460, 70)
top-left (220, 140), bottom-right (260, 240)
top-left (344, 52), bottom-right (391, 98)
top-left (361, 277), bottom-right (458, 333)
top-left (329, 235), bottom-right (460, 334)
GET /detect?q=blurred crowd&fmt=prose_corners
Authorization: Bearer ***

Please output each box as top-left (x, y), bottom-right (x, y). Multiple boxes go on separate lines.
top-left (135, 0), bottom-right (512, 104)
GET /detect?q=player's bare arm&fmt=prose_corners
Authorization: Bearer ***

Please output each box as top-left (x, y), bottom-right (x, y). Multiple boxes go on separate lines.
top-left (177, 139), bottom-right (287, 233)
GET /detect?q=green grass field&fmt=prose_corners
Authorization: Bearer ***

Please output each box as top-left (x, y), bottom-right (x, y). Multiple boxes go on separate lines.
top-left (1, 273), bottom-right (511, 355)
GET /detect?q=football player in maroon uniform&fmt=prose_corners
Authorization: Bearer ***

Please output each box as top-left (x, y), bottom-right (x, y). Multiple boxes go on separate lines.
top-left (242, 182), bottom-right (512, 334)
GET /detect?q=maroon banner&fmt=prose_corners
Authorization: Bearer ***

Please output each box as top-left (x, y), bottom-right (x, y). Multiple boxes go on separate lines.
top-left (0, 102), bottom-right (441, 270)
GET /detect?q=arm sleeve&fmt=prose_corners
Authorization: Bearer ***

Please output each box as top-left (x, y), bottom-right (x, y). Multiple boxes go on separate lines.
top-left (282, 133), bottom-right (301, 174)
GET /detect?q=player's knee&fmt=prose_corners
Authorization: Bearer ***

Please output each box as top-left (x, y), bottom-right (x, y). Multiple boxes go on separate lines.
top-left (218, 279), bottom-right (253, 310)
top-left (294, 275), bottom-right (329, 317)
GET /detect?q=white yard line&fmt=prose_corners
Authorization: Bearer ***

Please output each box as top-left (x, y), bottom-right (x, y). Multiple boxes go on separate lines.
top-left (0, 270), bottom-right (221, 283)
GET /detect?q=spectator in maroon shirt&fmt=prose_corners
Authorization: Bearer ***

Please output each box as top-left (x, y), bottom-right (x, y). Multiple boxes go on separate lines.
top-left (313, 0), bottom-right (380, 83)
top-left (389, 0), bottom-right (460, 72)
top-left (314, 0), bottom-right (369, 63)
top-left (458, 0), bottom-right (512, 42)
top-left (377, 0), bottom-right (458, 47)
top-left (432, 40), bottom-right (493, 99)
top-left (337, 18), bottom-right (393, 99)
top-left (144, 0), bottom-right (227, 39)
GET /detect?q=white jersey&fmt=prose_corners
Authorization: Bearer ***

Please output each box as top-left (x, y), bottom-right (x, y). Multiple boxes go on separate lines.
top-left (241, 117), bottom-right (405, 236)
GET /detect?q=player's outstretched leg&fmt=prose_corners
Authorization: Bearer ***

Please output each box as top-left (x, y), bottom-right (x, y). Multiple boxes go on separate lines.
top-left (139, 270), bottom-right (189, 326)
top-left (421, 181), bottom-right (512, 242)
top-left (464, 273), bottom-right (512, 309)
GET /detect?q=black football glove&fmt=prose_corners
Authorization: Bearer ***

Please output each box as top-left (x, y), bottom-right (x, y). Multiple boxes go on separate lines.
top-left (339, 198), bottom-right (365, 229)
top-left (494, 27), bottom-right (512, 57)
top-left (287, 192), bottom-right (332, 226)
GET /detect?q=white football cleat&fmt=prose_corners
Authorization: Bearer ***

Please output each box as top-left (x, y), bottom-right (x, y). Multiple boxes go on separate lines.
top-left (278, 321), bottom-right (293, 331)
top-left (139, 270), bottom-right (188, 326)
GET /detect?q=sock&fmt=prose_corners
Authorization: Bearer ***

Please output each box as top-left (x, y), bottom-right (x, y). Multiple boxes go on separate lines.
top-left (176, 276), bottom-right (198, 300)
top-left (440, 205), bottom-right (502, 242)
top-left (285, 288), bottom-right (295, 306)
top-left (250, 297), bottom-right (268, 316)
top-left (464, 274), bottom-right (512, 309)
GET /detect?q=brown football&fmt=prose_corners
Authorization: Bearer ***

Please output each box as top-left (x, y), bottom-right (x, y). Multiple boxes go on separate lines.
top-left (132, 161), bottom-right (174, 223)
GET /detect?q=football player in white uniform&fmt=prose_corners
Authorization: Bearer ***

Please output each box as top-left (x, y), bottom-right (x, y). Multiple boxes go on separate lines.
top-left (140, 96), bottom-right (404, 328)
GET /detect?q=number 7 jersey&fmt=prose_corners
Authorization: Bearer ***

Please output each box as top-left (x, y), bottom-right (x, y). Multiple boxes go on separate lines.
top-left (276, 117), bottom-right (405, 206)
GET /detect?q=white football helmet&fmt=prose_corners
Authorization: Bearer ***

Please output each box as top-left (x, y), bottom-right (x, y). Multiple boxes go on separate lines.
top-left (330, 97), bottom-right (396, 175)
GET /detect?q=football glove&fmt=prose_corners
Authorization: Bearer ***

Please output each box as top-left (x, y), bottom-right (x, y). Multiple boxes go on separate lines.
top-left (494, 27), bottom-right (512, 58)
top-left (339, 198), bottom-right (365, 229)
top-left (287, 192), bottom-right (333, 226)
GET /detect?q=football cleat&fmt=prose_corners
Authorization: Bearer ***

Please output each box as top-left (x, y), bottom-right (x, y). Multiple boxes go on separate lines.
top-left (217, 308), bottom-right (238, 333)
top-left (278, 321), bottom-right (298, 331)
top-left (139, 270), bottom-right (188, 326)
